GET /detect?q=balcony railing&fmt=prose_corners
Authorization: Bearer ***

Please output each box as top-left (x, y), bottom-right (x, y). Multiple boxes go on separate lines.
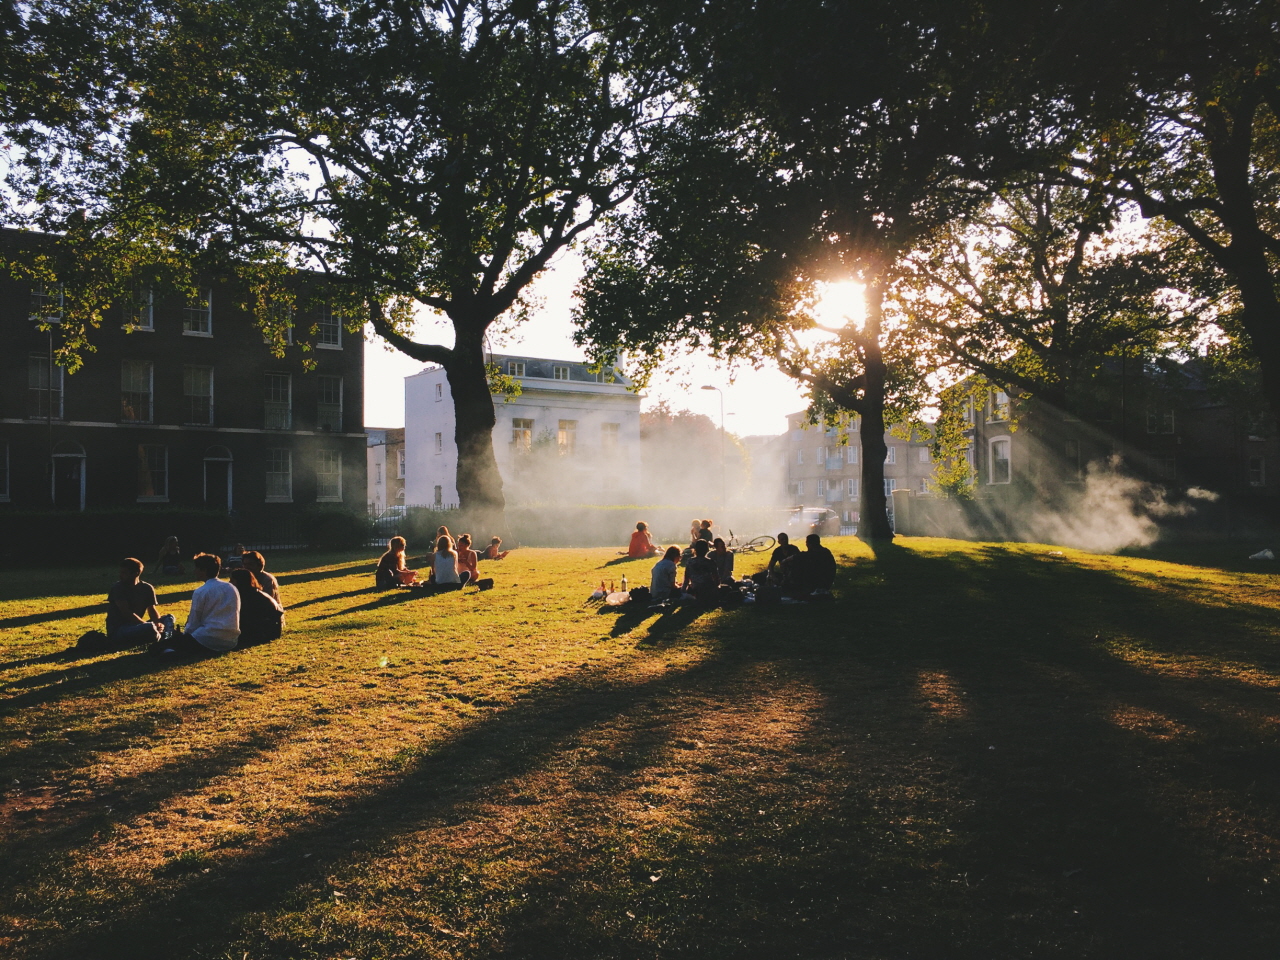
top-left (826, 456), bottom-right (845, 471)
top-left (825, 487), bottom-right (844, 503)
top-left (264, 404), bottom-right (292, 430)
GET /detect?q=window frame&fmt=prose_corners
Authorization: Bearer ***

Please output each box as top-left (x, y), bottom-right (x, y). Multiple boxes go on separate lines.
top-left (508, 361), bottom-right (525, 377)
top-left (845, 478), bottom-right (859, 500)
top-left (557, 419), bottom-right (578, 454)
top-left (136, 443), bottom-right (169, 502)
top-left (120, 359), bottom-right (155, 423)
top-left (27, 354), bottom-right (64, 420)
top-left (265, 447), bottom-right (293, 502)
top-left (434, 432), bottom-right (443, 454)
top-left (553, 364), bottom-right (571, 381)
top-left (1248, 456), bottom-right (1266, 487)
top-left (600, 421), bottom-right (620, 453)
top-left (264, 373), bottom-right (293, 430)
top-left (29, 283), bottom-right (64, 324)
top-left (315, 450), bottom-right (343, 502)
top-left (125, 286), bottom-right (154, 331)
top-left (988, 437), bottom-right (1012, 484)
top-left (183, 364), bottom-right (214, 425)
top-left (884, 446), bottom-right (896, 465)
top-left (317, 374), bottom-right (344, 432)
top-left (511, 418), bottom-right (534, 452)
top-left (316, 307), bottom-right (342, 349)
top-left (183, 287), bottom-right (214, 336)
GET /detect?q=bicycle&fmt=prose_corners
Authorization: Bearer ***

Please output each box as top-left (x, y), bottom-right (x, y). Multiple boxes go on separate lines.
top-left (725, 530), bottom-right (776, 554)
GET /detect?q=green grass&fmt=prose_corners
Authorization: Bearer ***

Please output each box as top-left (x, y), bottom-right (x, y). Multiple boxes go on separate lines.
top-left (2, 537), bottom-right (1279, 959)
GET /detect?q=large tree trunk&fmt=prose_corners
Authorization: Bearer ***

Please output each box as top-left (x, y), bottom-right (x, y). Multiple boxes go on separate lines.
top-left (858, 285), bottom-right (894, 542)
top-left (443, 324), bottom-right (507, 537)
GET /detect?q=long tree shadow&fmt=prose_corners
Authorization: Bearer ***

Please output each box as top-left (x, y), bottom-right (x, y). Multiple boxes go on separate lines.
top-left (284, 584), bottom-right (379, 611)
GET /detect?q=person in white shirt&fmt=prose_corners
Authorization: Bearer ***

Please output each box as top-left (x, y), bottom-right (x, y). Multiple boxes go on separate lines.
top-left (151, 553), bottom-right (240, 656)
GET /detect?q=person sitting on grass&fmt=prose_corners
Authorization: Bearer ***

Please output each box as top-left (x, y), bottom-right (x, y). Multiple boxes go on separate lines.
top-left (225, 544), bottom-right (245, 569)
top-left (767, 532), bottom-right (800, 585)
top-left (697, 519), bottom-right (714, 542)
top-left (628, 521), bottom-right (661, 558)
top-left (153, 536), bottom-right (184, 576)
top-left (781, 534), bottom-right (838, 598)
top-left (711, 537), bottom-right (735, 583)
top-left (228, 569), bottom-right (284, 646)
top-left (456, 534), bottom-right (480, 582)
top-left (681, 539), bottom-right (720, 604)
top-left (650, 545), bottom-right (681, 602)
top-left (106, 557), bottom-right (175, 649)
top-left (241, 551), bottom-right (280, 604)
top-left (152, 553), bottom-right (240, 656)
top-left (376, 537), bottom-right (417, 589)
top-left (433, 535), bottom-right (471, 590)
top-left (481, 536), bottom-right (509, 560)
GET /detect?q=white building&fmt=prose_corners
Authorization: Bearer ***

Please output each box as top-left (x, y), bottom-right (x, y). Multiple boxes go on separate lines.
top-left (404, 354), bottom-right (642, 506)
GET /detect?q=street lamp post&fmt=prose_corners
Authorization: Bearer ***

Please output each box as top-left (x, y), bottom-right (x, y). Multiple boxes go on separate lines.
top-left (701, 385), bottom-right (725, 507)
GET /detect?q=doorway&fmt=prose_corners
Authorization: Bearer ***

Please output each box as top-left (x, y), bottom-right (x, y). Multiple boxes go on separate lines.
top-left (203, 446), bottom-right (233, 512)
top-left (51, 441), bottom-right (86, 511)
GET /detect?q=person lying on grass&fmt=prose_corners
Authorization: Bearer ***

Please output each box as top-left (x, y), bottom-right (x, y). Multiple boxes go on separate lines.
top-left (151, 553), bottom-right (240, 656)
top-left (376, 537), bottom-right (418, 589)
top-left (106, 557), bottom-right (175, 648)
top-left (481, 536), bottom-right (509, 560)
top-left (681, 539), bottom-right (720, 604)
top-left (228, 569), bottom-right (284, 647)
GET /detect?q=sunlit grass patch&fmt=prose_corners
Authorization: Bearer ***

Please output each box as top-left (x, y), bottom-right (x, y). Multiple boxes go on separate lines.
top-left (2, 537), bottom-right (1280, 958)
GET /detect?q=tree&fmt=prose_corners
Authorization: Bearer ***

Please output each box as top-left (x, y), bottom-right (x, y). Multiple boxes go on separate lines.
top-left (1060, 1), bottom-right (1280, 414)
top-left (902, 178), bottom-right (1207, 415)
top-left (6, 0), bottom-right (680, 528)
top-left (639, 401), bottom-right (749, 507)
top-left (576, 0), bottom-right (1025, 540)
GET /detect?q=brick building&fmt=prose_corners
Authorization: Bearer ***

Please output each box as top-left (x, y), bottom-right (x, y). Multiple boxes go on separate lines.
top-left (0, 247), bottom-right (366, 525)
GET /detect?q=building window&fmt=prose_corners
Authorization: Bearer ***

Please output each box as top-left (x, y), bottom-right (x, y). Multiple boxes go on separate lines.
top-left (315, 450), bottom-right (342, 501)
top-left (1249, 456), bottom-right (1266, 486)
top-left (136, 444), bottom-right (168, 501)
top-left (558, 419), bottom-right (578, 454)
top-left (265, 448), bottom-right (292, 501)
top-left (511, 418), bottom-right (534, 451)
top-left (845, 478), bottom-right (859, 499)
top-left (795, 480), bottom-right (804, 497)
top-left (989, 438), bottom-right (1011, 483)
top-left (917, 447), bottom-right (930, 463)
top-left (816, 445), bottom-right (827, 464)
top-left (396, 449), bottom-right (405, 478)
top-left (434, 432), bottom-right (443, 454)
top-left (817, 478), bottom-right (828, 496)
top-left (27, 355), bottom-right (63, 419)
top-left (917, 478), bottom-right (929, 495)
top-left (183, 287), bottom-right (213, 335)
top-left (988, 390), bottom-right (1011, 422)
top-left (1065, 439), bottom-right (1082, 481)
top-left (846, 446), bottom-right (858, 465)
top-left (884, 447), bottom-right (896, 464)
top-left (434, 382), bottom-right (443, 402)
top-left (264, 373), bottom-right (292, 429)
top-left (433, 485), bottom-right (443, 506)
top-left (316, 307), bottom-right (342, 348)
top-left (884, 478), bottom-right (897, 495)
top-left (375, 462), bottom-right (383, 484)
top-left (553, 364), bottom-right (570, 381)
top-left (126, 287), bottom-right (154, 330)
top-left (962, 397), bottom-right (975, 423)
top-left (849, 415), bottom-right (860, 433)
top-left (121, 360), bottom-right (154, 422)
top-left (508, 361), bottom-right (525, 377)
top-left (1146, 406), bottom-right (1176, 434)
top-left (317, 375), bottom-right (343, 431)
top-left (1152, 457), bottom-right (1177, 481)
top-left (796, 449), bottom-right (804, 465)
top-left (29, 283), bottom-right (64, 324)
top-left (183, 365), bottom-right (214, 424)
top-left (601, 422), bottom-right (620, 453)
top-left (0, 443), bottom-right (9, 501)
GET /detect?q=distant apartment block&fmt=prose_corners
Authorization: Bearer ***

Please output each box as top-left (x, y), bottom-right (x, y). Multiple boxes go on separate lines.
top-left (366, 427), bottom-right (406, 514)
top-left (404, 354), bottom-right (641, 506)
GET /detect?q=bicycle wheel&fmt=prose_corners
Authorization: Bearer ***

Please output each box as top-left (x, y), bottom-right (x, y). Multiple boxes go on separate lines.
top-left (741, 535), bottom-right (776, 554)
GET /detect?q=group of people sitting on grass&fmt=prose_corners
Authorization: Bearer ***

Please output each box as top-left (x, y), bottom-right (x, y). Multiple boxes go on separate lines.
top-left (375, 528), bottom-right (502, 592)
top-left (95, 549), bottom-right (284, 656)
top-left (636, 521), bottom-right (837, 606)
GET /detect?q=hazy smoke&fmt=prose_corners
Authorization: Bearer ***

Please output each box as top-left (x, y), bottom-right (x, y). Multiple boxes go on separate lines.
top-left (999, 456), bottom-right (1209, 553)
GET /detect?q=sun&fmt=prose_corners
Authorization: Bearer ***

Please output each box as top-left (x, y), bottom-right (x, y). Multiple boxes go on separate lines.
top-left (813, 281), bottom-right (866, 329)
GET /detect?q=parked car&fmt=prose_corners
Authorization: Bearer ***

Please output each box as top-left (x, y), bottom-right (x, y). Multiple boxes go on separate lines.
top-left (787, 506), bottom-right (841, 537)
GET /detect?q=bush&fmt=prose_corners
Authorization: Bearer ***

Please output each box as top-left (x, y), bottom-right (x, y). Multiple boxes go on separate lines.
top-left (302, 508), bottom-right (371, 550)
top-left (0, 509), bottom-right (235, 566)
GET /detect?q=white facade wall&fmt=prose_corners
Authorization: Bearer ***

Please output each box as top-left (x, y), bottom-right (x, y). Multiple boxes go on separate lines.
top-left (404, 367), bottom-right (458, 506)
top-left (404, 358), bottom-right (642, 506)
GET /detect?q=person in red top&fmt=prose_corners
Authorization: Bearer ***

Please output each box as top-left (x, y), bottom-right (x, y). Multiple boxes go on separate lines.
top-left (456, 534), bottom-right (480, 581)
top-left (628, 521), bottom-right (661, 558)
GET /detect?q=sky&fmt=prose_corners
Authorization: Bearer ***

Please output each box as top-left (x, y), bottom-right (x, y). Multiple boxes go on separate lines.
top-left (361, 251), bottom-right (812, 438)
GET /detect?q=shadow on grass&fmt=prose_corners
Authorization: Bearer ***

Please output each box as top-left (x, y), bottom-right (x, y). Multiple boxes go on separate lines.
top-left (284, 585), bottom-right (379, 611)
top-left (12, 541), bottom-right (1280, 959)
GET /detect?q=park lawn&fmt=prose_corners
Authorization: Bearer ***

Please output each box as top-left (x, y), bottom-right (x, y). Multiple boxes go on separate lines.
top-left (1, 537), bottom-right (1279, 959)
